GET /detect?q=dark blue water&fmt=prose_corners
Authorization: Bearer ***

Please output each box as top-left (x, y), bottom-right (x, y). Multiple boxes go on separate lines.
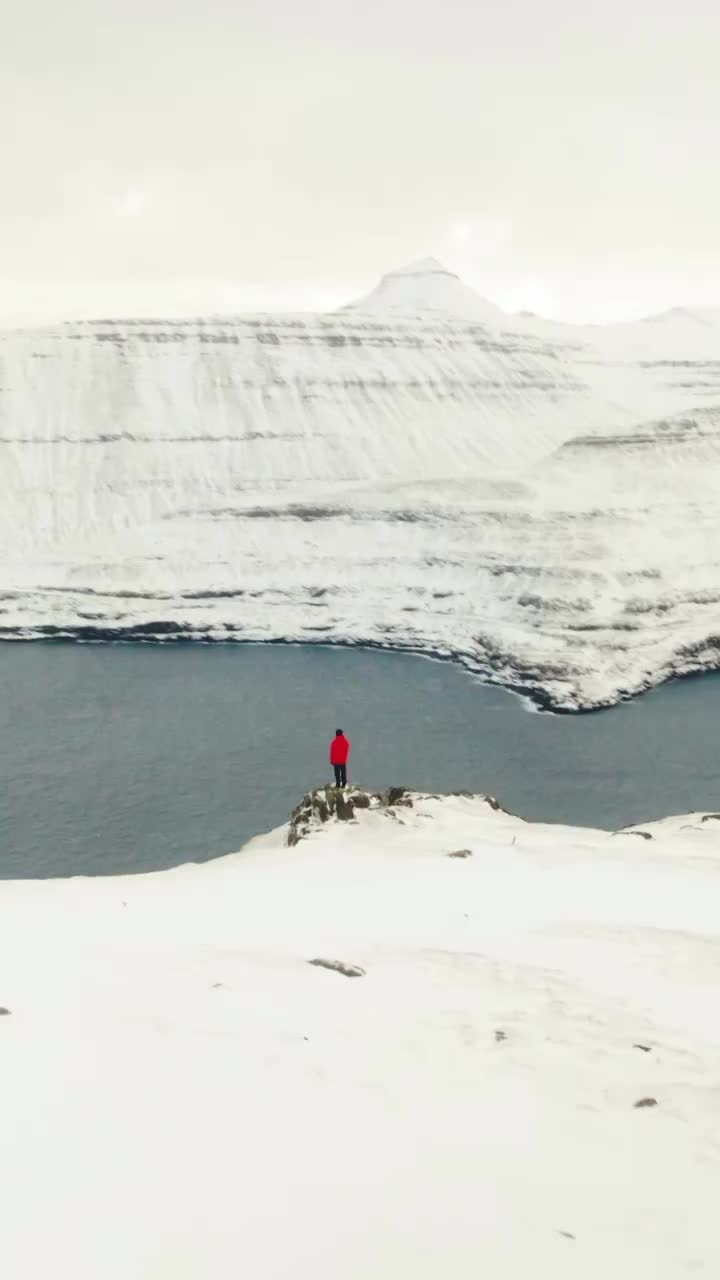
top-left (0, 642), bottom-right (718, 878)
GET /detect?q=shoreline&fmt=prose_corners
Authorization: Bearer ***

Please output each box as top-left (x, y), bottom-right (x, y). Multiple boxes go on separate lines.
top-left (0, 627), bottom-right (696, 715)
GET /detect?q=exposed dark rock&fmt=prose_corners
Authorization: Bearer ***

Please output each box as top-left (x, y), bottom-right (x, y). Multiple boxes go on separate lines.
top-left (495, 1030), bottom-right (507, 1042)
top-left (0, 1007), bottom-right (11, 1016)
top-left (484, 794), bottom-right (506, 812)
top-left (289, 797), bottom-right (311, 824)
top-left (335, 792), bottom-right (356, 821)
top-left (288, 785), bottom-right (379, 843)
top-left (701, 813), bottom-right (720, 823)
top-left (611, 830), bottom-right (654, 840)
top-left (448, 848), bottom-right (473, 859)
top-left (382, 786), bottom-right (412, 807)
top-left (448, 791), bottom-right (507, 812)
top-left (288, 785), bottom-right (493, 845)
top-left (634, 1097), bottom-right (658, 1108)
top-left (308, 958), bottom-right (366, 978)
top-left (633, 1043), bottom-right (652, 1053)
top-left (314, 796), bottom-right (330, 823)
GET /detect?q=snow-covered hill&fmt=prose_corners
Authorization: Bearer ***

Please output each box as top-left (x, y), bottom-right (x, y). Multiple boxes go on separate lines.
top-left (2, 259), bottom-right (720, 708)
top-left (2, 789), bottom-right (719, 1278)
top-left (344, 256), bottom-right (508, 322)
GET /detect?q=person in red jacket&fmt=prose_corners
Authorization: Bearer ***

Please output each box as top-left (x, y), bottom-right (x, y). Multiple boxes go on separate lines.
top-left (330, 729), bottom-right (350, 788)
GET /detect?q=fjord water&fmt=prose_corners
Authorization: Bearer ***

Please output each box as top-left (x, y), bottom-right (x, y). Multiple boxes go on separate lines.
top-left (0, 642), bottom-right (718, 878)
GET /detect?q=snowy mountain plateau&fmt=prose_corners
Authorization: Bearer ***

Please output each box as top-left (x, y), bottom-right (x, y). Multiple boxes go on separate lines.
top-left (2, 788), bottom-right (720, 1277)
top-left (2, 258), bottom-right (720, 709)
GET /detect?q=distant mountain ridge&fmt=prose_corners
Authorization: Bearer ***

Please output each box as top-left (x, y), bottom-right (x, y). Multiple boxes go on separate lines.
top-left (347, 257), bottom-right (720, 337)
top-left (1, 260), bottom-right (719, 709)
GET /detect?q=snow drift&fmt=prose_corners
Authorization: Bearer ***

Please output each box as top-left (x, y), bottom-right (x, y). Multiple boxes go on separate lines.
top-left (2, 788), bottom-right (719, 1278)
top-left (2, 259), bottom-right (720, 708)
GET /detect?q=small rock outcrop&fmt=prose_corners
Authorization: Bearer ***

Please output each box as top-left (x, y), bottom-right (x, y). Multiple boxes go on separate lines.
top-left (288, 785), bottom-right (412, 846)
top-left (611, 829), bottom-right (654, 840)
top-left (308, 958), bottom-right (366, 978)
top-left (335, 791), bottom-right (356, 821)
top-left (382, 786), bottom-right (413, 808)
top-left (287, 786), bottom-right (506, 846)
top-left (450, 791), bottom-right (508, 814)
top-left (448, 848), bottom-right (473, 858)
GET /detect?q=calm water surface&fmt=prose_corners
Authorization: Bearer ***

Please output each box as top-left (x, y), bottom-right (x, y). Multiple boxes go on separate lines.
top-left (0, 642), bottom-right (718, 878)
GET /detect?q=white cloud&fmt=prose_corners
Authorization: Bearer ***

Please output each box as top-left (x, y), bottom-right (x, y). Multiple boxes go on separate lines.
top-left (448, 221), bottom-right (473, 243)
top-left (117, 189), bottom-right (149, 218)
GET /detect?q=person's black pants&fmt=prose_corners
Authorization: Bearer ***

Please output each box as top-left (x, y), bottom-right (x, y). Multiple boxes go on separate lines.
top-left (333, 763), bottom-right (347, 788)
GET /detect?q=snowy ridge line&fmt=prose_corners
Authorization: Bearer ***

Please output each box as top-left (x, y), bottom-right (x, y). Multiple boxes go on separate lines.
top-left (279, 782), bottom-right (720, 840)
top-left (0, 431), bottom-right (319, 445)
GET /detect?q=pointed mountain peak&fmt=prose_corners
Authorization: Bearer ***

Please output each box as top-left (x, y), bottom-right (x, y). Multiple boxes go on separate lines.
top-left (343, 258), bottom-right (502, 322)
top-left (383, 258), bottom-right (459, 280)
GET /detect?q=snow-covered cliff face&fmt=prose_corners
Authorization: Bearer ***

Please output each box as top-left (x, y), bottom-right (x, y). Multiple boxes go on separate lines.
top-left (2, 259), bottom-right (720, 708)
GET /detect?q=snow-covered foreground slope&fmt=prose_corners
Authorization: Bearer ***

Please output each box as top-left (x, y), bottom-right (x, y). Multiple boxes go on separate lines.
top-left (2, 789), bottom-right (720, 1278)
top-left (2, 260), bottom-right (720, 707)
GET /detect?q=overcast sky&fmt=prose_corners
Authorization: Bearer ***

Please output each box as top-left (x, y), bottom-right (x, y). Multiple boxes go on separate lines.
top-left (1, 0), bottom-right (718, 324)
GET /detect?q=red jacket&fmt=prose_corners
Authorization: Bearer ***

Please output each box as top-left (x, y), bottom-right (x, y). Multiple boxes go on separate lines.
top-left (330, 734), bottom-right (350, 765)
